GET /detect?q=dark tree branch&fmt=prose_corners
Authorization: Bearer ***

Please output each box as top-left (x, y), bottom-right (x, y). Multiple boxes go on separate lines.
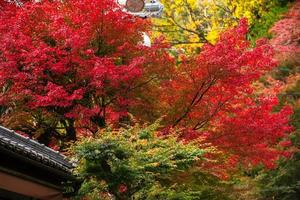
top-left (172, 78), bottom-right (217, 127)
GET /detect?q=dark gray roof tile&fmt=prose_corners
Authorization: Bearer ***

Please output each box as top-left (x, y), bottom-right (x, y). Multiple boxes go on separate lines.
top-left (0, 126), bottom-right (73, 173)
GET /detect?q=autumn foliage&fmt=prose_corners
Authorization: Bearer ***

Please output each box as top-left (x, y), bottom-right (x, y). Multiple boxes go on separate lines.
top-left (0, 0), bottom-right (172, 143)
top-left (270, 0), bottom-right (300, 65)
top-left (154, 19), bottom-right (293, 169)
top-left (0, 0), bottom-right (294, 173)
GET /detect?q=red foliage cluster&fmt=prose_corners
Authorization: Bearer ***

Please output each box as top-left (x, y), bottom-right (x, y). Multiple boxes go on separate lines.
top-left (270, 1), bottom-right (300, 65)
top-left (118, 184), bottom-right (128, 193)
top-left (160, 20), bottom-right (276, 128)
top-left (207, 97), bottom-right (293, 169)
top-left (0, 0), bottom-right (166, 140)
top-left (158, 19), bottom-right (293, 169)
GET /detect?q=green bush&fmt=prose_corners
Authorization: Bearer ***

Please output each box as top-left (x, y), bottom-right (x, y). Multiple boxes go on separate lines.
top-left (257, 153), bottom-right (300, 200)
top-left (249, 4), bottom-right (289, 42)
top-left (71, 122), bottom-right (231, 200)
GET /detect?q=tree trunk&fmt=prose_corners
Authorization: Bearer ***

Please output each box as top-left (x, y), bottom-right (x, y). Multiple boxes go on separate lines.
top-left (65, 119), bottom-right (76, 141)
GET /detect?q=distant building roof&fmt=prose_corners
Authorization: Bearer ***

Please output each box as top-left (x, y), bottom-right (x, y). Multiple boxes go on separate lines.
top-left (0, 126), bottom-right (73, 173)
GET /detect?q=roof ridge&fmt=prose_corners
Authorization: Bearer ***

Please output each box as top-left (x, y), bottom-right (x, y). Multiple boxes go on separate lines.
top-left (0, 126), bottom-right (73, 171)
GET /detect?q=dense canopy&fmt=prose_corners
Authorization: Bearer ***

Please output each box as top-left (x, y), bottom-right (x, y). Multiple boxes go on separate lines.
top-left (0, 0), bottom-right (299, 199)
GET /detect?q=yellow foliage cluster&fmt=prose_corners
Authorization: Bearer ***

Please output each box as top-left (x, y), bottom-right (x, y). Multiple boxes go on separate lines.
top-left (152, 0), bottom-right (276, 52)
top-left (228, 0), bottom-right (272, 24)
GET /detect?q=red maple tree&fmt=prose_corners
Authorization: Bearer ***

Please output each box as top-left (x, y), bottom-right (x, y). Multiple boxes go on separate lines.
top-left (155, 19), bottom-right (293, 169)
top-left (0, 0), bottom-right (173, 144)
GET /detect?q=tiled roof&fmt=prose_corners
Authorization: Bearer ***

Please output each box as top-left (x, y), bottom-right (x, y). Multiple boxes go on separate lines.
top-left (0, 126), bottom-right (73, 173)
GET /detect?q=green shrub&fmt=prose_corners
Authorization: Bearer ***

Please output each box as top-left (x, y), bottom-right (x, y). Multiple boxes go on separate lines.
top-left (71, 122), bottom-right (231, 200)
top-left (249, 4), bottom-right (289, 42)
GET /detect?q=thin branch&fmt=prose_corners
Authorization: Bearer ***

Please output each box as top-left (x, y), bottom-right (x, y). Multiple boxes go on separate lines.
top-left (172, 78), bottom-right (217, 127)
top-left (193, 100), bottom-right (227, 130)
